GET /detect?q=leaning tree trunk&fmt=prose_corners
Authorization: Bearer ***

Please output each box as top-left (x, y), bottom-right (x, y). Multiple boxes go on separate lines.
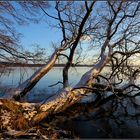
top-left (32, 50), bottom-right (112, 123)
top-left (32, 49), bottom-right (112, 123)
top-left (9, 1), bottom-right (95, 101)
top-left (0, 46), bottom-right (112, 136)
top-left (10, 39), bottom-right (74, 101)
top-left (1, 1), bottom-right (111, 131)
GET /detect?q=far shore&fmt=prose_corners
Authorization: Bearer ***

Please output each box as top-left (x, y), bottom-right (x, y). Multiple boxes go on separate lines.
top-left (0, 62), bottom-right (95, 67)
top-left (0, 62), bottom-right (139, 67)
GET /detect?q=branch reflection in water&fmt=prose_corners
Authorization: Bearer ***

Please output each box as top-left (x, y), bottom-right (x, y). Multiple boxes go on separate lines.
top-left (0, 66), bottom-right (140, 138)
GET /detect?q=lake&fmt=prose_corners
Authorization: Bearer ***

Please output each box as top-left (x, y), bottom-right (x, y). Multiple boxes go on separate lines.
top-left (0, 66), bottom-right (93, 102)
top-left (0, 66), bottom-right (140, 138)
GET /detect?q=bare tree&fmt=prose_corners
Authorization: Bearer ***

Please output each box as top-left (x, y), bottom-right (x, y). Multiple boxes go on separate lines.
top-left (0, 1), bottom-right (48, 63)
top-left (1, 1), bottom-right (140, 138)
top-left (9, 0), bottom-right (140, 113)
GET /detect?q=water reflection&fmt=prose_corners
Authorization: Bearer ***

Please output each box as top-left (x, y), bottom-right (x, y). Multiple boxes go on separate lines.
top-left (0, 66), bottom-right (91, 102)
top-left (0, 66), bottom-right (140, 138)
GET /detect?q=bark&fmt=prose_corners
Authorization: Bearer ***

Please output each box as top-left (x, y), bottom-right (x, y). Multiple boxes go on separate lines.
top-left (62, 1), bottom-right (95, 88)
top-left (31, 46), bottom-right (111, 121)
top-left (32, 49), bottom-right (112, 123)
top-left (0, 45), bottom-right (119, 139)
top-left (10, 39), bottom-right (74, 101)
top-left (12, 51), bottom-right (58, 101)
top-left (1, 1), bottom-right (115, 130)
top-left (9, 1), bottom-right (96, 100)
top-left (0, 53), bottom-right (111, 135)
top-left (0, 46), bottom-right (112, 130)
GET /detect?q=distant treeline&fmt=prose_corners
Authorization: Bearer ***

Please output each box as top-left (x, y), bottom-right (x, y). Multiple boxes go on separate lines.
top-left (0, 61), bottom-right (95, 67)
top-left (0, 61), bottom-right (139, 67)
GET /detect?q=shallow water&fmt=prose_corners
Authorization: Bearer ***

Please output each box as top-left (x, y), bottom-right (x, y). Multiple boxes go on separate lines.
top-left (0, 66), bottom-right (140, 138)
top-left (0, 66), bottom-right (92, 102)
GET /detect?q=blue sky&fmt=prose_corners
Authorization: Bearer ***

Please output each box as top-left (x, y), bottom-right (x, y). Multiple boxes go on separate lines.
top-left (10, 1), bottom-right (63, 55)
top-left (15, 5), bottom-right (96, 62)
top-left (10, 1), bottom-right (140, 65)
top-left (17, 17), bottom-right (61, 54)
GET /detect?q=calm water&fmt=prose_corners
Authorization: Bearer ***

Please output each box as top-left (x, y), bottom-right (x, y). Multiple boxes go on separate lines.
top-left (0, 66), bottom-right (140, 138)
top-left (0, 66), bottom-right (92, 102)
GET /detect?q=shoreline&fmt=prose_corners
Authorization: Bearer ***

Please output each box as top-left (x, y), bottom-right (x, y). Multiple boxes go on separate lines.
top-left (0, 62), bottom-right (139, 67)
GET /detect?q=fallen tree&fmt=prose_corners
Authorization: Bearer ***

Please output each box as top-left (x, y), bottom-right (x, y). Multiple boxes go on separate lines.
top-left (1, 1), bottom-right (140, 139)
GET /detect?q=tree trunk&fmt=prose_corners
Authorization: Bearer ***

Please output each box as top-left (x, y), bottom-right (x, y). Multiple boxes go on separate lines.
top-left (63, 66), bottom-right (69, 87)
top-left (34, 53), bottom-right (111, 123)
top-left (10, 1), bottom-right (95, 101)
top-left (12, 50), bottom-right (59, 101)
top-left (10, 39), bottom-right (74, 101)
top-left (62, 2), bottom-right (95, 88)
top-left (0, 46), bottom-right (113, 138)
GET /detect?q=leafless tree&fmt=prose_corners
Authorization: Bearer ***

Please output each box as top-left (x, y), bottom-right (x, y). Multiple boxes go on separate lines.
top-left (1, 1), bottom-right (140, 137)
top-left (0, 1), bottom-right (49, 63)
top-left (11, 0), bottom-right (140, 114)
